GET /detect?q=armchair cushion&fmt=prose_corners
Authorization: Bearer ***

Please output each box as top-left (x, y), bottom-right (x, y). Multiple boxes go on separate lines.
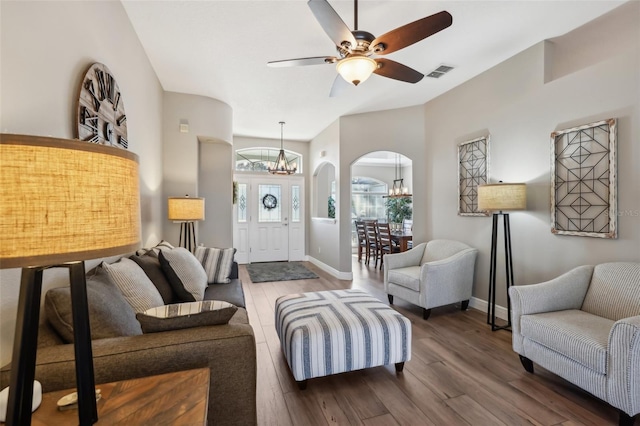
top-left (387, 266), bottom-right (421, 292)
top-left (521, 310), bottom-right (613, 374)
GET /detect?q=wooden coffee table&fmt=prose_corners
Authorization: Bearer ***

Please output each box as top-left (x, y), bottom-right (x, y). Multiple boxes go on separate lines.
top-left (30, 368), bottom-right (209, 425)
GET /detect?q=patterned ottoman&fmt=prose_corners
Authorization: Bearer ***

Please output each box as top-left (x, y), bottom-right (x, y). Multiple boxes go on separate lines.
top-left (275, 289), bottom-right (411, 389)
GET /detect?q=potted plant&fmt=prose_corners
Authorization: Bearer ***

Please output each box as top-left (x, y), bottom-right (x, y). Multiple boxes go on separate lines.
top-left (386, 197), bottom-right (412, 230)
top-left (328, 196), bottom-right (336, 219)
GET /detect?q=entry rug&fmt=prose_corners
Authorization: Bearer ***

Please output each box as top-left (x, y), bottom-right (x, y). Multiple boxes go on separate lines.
top-left (246, 262), bottom-right (319, 283)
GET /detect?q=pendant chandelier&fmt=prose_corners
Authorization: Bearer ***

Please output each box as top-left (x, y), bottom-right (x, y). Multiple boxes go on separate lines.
top-left (268, 121), bottom-right (297, 175)
top-left (386, 153), bottom-right (412, 198)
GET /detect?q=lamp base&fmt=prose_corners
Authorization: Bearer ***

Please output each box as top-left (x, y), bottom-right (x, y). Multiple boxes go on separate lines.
top-left (178, 221), bottom-right (196, 252)
top-left (6, 263), bottom-right (97, 425)
top-left (487, 212), bottom-right (514, 332)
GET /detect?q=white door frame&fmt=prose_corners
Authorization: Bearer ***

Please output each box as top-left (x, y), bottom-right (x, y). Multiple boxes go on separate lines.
top-left (233, 174), bottom-right (305, 264)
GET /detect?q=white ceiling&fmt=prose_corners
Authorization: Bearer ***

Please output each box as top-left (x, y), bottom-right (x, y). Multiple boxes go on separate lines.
top-left (121, 1), bottom-right (624, 142)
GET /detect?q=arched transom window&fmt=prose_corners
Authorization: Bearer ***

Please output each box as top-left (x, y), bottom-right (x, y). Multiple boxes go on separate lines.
top-left (235, 147), bottom-right (302, 173)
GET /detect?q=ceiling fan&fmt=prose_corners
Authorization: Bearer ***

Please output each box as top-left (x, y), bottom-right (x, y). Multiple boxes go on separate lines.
top-left (268, 0), bottom-right (452, 96)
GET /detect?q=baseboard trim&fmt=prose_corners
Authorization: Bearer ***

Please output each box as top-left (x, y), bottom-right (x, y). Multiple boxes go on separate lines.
top-left (306, 256), bottom-right (353, 281)
top-left (470, 297), bottom-right (509, 321)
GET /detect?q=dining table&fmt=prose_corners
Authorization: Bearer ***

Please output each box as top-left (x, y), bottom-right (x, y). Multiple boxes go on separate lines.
top-left (391, 230), bottom-right (413, 252)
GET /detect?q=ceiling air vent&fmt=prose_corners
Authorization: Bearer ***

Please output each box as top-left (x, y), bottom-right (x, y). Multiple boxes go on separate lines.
top-left (427, 64), bottom-right (454, 79)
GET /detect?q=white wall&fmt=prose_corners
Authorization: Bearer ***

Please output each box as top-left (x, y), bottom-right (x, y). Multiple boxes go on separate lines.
top-left (308, 121), bottom-right (341, 269)
top-left (0, 1), bottom-right (164, 365)
top-left (162, 91), bottom-right (233, 247)
top-left (199, 140), bottom-right (234, 247)
top-left (422, 2), bottom-right (639, 308)
top-left (339, 106), bottom-right (427, 272)
top-left (307, 2), bottom-right (639, 296)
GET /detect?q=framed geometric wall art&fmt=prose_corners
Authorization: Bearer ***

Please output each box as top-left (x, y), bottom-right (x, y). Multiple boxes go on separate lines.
top-left (458, 135), bottom-right (490, 216)
top-left (551, 118), bottom-right (617, 238)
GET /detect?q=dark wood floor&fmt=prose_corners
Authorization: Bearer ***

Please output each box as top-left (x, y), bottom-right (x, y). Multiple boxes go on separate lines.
top-left (239, 258), bottom-right (620, 426)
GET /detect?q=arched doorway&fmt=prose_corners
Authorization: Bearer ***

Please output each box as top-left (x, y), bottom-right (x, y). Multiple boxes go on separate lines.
top-left (350, 151), bottom-right (413, 253)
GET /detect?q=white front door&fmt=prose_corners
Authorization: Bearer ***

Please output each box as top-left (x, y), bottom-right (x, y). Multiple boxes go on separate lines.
top-left (252, 179), bottom-right (289, 262)
top-left (233, 175), bottom-right (305, 263)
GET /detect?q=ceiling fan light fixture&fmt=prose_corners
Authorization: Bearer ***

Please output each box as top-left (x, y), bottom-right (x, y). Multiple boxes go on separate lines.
top-left (336, 56), bottom-right (377, 86)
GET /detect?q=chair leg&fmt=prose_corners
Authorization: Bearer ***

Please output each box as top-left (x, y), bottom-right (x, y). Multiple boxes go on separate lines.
top-left (461, 300), bottom-right (469, 310)
top-left (423, 308), bottom-right (431, 320)
top-left (388, 295), bottom-right (393, 304)
top-left (519, 355), bottom-right (534, 373)
top-left (619, 411), bottom-right (637, 426)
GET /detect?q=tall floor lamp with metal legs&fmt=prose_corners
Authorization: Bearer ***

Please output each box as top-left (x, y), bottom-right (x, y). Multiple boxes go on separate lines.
top-left (168, 196), bottom-right (205, 252)
top-left (0, 134), bottom-right (141, 425)
top-left (478, 182), bottom-right (527, 331)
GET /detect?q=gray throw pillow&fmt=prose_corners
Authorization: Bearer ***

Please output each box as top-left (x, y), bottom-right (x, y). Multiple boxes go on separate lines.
top-left (130, 254), bottom-right (176, 304)
top-left (102, 258), bottom-right (164, 313)
top-left (159, 248), bottom-right (208, 302)
top-left (194, 246), bottom-right (236, 284)
top-left (136, 300), bottom-right (237, 333)
top-left (135, 240), bottom-right (174, 256)
top-left (44, 267), bottom-right (142, 343)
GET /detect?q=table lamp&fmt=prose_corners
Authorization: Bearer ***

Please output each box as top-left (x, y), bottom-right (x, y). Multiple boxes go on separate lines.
top-left (0, 134), bottom-right (140, 425)
top-left (478, 182), bottom-right (526, 331)
top-left (167, 196), bottom-right (205, 252)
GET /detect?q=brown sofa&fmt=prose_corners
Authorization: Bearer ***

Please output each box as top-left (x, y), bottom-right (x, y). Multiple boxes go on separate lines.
top-left (1, 262), bottom-right (257, 426)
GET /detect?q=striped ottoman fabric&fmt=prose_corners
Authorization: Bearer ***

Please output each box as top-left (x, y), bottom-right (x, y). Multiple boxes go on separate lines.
top-left (275, 289), bottom-right (411, 387)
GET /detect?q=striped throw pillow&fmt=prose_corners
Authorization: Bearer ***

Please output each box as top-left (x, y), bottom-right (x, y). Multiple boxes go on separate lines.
top-left (136, 300), bottom-right (237, 333)
top-left (159, 248), bottom-right (208, 301)
top-left (102, 258), bottom-right (164, 313)
top-left (194, 246), bottom-right (236, 284)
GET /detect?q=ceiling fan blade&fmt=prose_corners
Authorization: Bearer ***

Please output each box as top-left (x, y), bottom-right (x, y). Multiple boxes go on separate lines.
top-left (373, 58), bottom-right (424, 83)
top-left (308, 0), bottom-right (357, 49)
top-left (329, 74), bottom-right (351, 97)
top-left (371, 11), bottom-right (452, 55)
top-left (268, 56), bottom-right (337, 68)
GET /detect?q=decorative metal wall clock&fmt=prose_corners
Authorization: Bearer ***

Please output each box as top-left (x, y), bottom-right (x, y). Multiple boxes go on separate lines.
top-left (551, 118), bottom-right (617, 238)
top-left (76, 63), bottom-right (128, 149)
top-left (458, 135), bottom-right (490, 216)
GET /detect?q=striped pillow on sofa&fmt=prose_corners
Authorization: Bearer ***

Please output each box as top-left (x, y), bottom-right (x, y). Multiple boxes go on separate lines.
top-left (195, 246), bottom-right (236, 284)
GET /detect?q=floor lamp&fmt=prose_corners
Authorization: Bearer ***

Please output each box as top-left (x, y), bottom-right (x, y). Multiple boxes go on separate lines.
top-left (478, 182), bottom-right (526, 331)
top-left (0, 134), bottom-right (141, 425)
top-left (168, 196), bottom-right (205, 252)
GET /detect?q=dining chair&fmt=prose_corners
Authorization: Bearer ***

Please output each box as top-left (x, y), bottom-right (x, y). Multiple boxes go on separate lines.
top-left (355, 221), bottom-right (368, 262)
top-left (377, 222), bottom-right (400, 270)
top-left (403, 219), bottom-right (414, 249)
top-left (364, 221), bottom-right (381, 267)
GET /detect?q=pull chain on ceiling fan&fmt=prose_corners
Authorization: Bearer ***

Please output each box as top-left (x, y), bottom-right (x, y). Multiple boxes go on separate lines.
top-left (268, 0), bottom-right (452, 96)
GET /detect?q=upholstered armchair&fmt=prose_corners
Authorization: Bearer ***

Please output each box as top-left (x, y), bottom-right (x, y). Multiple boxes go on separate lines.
top-left (383, 240), bottom-right (478, 319)
top-left (509, 262), bottom-right (640, 426)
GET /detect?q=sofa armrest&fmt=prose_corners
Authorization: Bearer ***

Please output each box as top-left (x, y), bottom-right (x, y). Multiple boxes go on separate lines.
top-left (1, 318), bottom-right (256, 426)
top-left (509, 265), bottom-right (593, 353)
top-left (230, 261), bottom-right (239, 280)
top-left (419, 248), bottom-right (478, 309)
top-left (607, 315), bottom-right (640, 417)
